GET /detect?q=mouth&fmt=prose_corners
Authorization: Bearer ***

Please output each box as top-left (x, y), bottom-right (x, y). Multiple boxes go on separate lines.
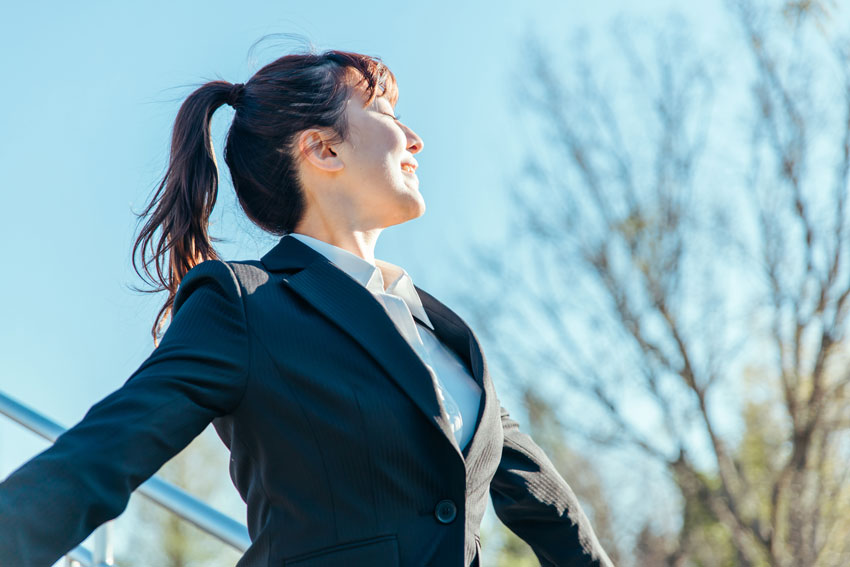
top-left (401, 161), bottom-right (418, 174)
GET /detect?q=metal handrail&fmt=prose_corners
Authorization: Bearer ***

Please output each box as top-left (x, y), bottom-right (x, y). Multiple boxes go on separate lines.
top-left (0, 389), bottom-right (251, 564)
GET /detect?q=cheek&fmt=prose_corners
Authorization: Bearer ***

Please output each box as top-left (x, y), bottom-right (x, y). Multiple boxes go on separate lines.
top-left (376, 133), bottom-right (407, 172)
top-left (377, 160), bottom-right (399, 183)
top-left (350, 126), bottom-right (406, 180)
top-left (378, 123), bottom-right (407, 152)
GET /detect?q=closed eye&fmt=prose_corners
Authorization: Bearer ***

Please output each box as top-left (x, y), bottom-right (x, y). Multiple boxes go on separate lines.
top-left (383, 112), bottom-right (402, 121)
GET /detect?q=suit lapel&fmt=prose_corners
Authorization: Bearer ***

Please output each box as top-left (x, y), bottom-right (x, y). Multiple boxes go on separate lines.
top-left (262, 235), bottom-right (465, 459)
top-left (415, 286), bottom-right (494, 460)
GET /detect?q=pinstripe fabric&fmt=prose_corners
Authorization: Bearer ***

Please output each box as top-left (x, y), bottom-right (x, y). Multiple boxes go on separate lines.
top-left (0, 234), bottom-right (613, 567)
top-left (286, 231), bottom-right (482, 451)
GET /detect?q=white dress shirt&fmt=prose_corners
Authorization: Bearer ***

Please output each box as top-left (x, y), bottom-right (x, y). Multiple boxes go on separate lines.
top-left (289, 233), bottom-right (483, 451)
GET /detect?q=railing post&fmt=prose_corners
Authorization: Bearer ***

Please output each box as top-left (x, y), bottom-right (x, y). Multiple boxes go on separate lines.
top-left (92, 521), bottom-right (114, 566)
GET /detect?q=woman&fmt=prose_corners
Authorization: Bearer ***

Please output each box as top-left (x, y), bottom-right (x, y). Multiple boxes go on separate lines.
top-left (0, 49), bottom-right (613, 567)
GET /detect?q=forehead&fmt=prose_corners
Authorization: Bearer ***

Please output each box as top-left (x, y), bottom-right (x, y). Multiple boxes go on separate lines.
top-left (343, 66), bottom-right (398, 109)
top-left (348, 84), bottom-right (394, 112)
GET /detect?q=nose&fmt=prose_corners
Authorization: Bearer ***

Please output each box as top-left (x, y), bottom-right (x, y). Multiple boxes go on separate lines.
top-left (405, 125), bottom-right (424, 154)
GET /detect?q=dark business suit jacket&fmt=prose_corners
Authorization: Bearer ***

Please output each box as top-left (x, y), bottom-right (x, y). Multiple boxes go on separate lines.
top-left (0, 234), bottom-right (612, 567)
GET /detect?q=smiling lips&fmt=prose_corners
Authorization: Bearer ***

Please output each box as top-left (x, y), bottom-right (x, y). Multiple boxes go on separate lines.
top-left (401, 163), bottom-right (417, 174)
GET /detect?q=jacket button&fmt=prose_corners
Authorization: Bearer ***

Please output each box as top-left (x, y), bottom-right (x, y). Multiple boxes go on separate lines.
top-left (434, 499), bottom-right (457, 524)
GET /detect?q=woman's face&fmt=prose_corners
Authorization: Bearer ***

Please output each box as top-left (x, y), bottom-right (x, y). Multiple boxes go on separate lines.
top-left (331, 85), bottom-right (426, 228)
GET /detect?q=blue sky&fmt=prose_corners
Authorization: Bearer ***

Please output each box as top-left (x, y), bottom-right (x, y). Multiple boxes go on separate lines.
top-left (0, 0), bottom-right (730, 561)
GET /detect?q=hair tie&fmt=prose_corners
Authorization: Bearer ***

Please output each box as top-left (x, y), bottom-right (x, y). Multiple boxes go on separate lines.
top-left (227, 83), bottom-right (245, 107)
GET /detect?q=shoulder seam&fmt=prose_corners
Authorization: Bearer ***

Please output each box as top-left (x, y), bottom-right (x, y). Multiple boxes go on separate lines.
top-left (222, 260), bottom-right (253, 414)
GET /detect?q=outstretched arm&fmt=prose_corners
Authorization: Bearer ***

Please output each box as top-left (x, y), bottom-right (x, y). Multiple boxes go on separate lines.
top-left (0, 260), bottom-right (250, 566)
top-left (489, 404), bottom-right (614, 567)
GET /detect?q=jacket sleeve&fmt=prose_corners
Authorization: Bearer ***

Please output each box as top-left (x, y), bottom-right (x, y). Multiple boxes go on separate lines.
top-left (489, 404), bottom-right (614, 567)
top-left (0, 260), bottom-right (250, 567)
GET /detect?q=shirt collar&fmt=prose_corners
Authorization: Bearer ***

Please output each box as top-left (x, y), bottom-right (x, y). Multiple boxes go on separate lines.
top-left (289, 233), bottom-right (435, 330)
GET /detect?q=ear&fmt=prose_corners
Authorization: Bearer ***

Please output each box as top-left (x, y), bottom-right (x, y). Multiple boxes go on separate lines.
top-left (296, 128), bottom-right (344, 173)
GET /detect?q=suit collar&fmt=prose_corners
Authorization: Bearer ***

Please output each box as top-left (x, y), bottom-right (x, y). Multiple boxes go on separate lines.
top-left (283, 233), bottom-right (435, 331)
top-left (260, 234), bottom-right (490, 460)
top-left (260, 232), bottom-right (325, 272)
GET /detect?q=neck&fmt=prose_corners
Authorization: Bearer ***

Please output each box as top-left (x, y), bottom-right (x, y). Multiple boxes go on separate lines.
top-left (291, 224), bottom-right (384, 264)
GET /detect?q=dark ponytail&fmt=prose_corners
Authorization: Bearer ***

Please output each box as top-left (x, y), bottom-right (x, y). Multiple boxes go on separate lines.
top-left (133, 49), bottom-right (399, 343)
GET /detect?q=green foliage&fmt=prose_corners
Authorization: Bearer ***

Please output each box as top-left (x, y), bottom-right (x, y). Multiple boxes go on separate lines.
top-left (492, 528), bottom-right (541, 567)
top-left (116, 428), bottom-right (243, 567)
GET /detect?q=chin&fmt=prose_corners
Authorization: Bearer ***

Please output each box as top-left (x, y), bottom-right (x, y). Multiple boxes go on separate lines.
top-left (386, 195), bottom-right (426, 227)
top-left (406, 192), bottom-right (426, 220)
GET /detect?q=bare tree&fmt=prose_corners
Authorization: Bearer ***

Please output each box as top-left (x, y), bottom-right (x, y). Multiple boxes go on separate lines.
top-left (460, 1), bottom-right (850, 565)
